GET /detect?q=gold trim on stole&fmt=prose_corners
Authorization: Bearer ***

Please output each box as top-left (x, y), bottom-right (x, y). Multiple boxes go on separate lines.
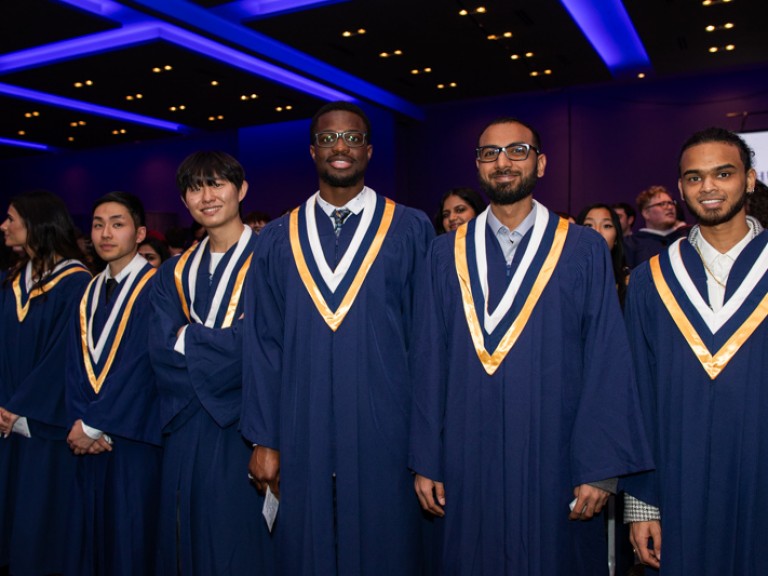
top-left (13, 266), bottom-right (91, 322)
top-left (79, 268), bottom-right (156, 393)
top-left (649, 255), bottom-right (768, 380)
top-left (455, 217), bottom-right (569, 375)
top-left (173, 247), bottom-right (195, 322)
top-left (289, 198), bottom-right (396, 332)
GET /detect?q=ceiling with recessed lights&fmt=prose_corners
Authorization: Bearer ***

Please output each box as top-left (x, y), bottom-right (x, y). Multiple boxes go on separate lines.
top-left (1, 0), bottom-right (765, 160)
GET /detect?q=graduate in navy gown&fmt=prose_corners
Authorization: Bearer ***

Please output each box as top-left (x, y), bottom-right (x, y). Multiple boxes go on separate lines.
top-left (624, 128), bottom-right (768, 574)
top-left (0, 190), bottom-right (92, 576)
top-left (64, 192), bottom-right (161, 576)
top-left (242, 102), bottom-right (434, 575)
top-left (148, 151), bottom-right (273, 575)
top-left (409, 118), bottom-right (653, 575)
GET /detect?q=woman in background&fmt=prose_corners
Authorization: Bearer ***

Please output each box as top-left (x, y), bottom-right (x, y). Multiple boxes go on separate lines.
top-left (576, 203), bottom-right (628, 306)
top-left (139, 236), bottom-right (171, 268)
top-left (0, 190), bottom-right (91, 576)
top-left (434, 187), bottom-right (486, 234)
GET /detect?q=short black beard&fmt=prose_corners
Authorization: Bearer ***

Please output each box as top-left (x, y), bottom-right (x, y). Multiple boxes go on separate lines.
top-left (318, 168), bottom-right (365, 189)
top-left (478, 170), bottom-right (538, 206)
top-left (684, 188), bottom-right (748, 227)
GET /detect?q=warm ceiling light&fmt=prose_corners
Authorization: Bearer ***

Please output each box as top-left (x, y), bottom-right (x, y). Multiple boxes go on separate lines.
top-left (510, 54), bottom-right (520, 60)
top-left (164, 65), bottom-right (172, 71)
top-left (240, 94), bottom-right (258, 100)
top-left (449, 82), bottom-right (457, 87)
top-left (638, 72), bottom-right (646, 78)
top-left (705, 25), bottom-right (716, 32)
top-left (17, 130), bottom-right (25, 136)
top-left (724, 22), bottom-right (734, 28)
top-left (525, 52), bottom-right (534, 58)
top-left (342, 31), bottom-right (352, 37)
top-left (393, 50), bottom-right (403, 55)
top-left (379, 52), bottom-right (389, 58)
top-left (530, 71), bottom-right (539, 77)
top-left (111, 129), bottom-right (127, 135)
top-left (487, 34), bottom-right (498, 40)
top-left (74, 82), bottom-right (83, 88)
top-left (126, 95), bottom-right (134, 100)
top-left (24, 111), bottom-right (40, 118)
top-left (68, 136), bottom-right (75, 142)
top-left (709, 46), bottom-right (719, 52)
top-left (504, 32), bottom-right (512, 38)
top-left (211, 80), bottom-right (219, 86)
top-left (152, 67), bottom-right (162, 73)
top-left (342, 28), bottom-right (366, 38)
top-left (707, 22), bottom-right (735, 32)
top-left (476, 6), bottom-right (486, 13)
top-left (410, 69), bottom-right (419, 75)
top-left (459, 9), bottom-right (468, 15)
top-left (424, 67), bottom-right (432, 73)
top-left (79, 120), bottom-right (86, 125)
top-left (125, 93), bottom-right (143, 101)
top-left (725, 44), bottom-right (735, 50)
top-left (358, 28), bottom-right (366, 34)
top-left (544, 69), bottom-right (552, 75)
top-left (437, 84), bottom-right (445, 89)
top-left (70, 121), bottom-right (78, 127)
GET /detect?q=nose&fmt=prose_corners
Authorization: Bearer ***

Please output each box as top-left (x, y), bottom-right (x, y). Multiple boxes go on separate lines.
top-left (331, 135), bottom-right (350, 153)
top-left (494, 151), bottom-right (514, 168)
top-left (201, 185), bottom-right (216, 202)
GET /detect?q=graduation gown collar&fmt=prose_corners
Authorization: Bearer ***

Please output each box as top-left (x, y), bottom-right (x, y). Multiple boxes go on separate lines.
top-left (13, 258), bottom-right (91, 322)
top-left (289, 189), bottom-right (395, 332)
top-left (650, 231), bottom-right (768, 379)
top-left (173, 225), bottom-right (253, 329)
top-left (79, 256), bottom-right (156, 393)
top-left (456, 202), bottom-right (569, 375)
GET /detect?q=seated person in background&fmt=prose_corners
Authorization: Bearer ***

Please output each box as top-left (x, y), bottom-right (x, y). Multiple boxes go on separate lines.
top-left (746, 179), bottom-right (768, 228)
top-left (624, 185), bottom-right (687, 268)
top-left (434, 187), bottom-right (487, 233)
top-left (612, 201), bottom-right (636, 237)
top-left (576, 203), bottom-right (628, 307)
top-left (138, 236), bottom-right (171, 268)
top-left (243, 210), bottom-right (271, 235)
top-left (164, 226), bottom-right (188, 257)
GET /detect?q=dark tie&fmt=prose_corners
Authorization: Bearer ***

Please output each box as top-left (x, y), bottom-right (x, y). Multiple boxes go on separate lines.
top-left (332, 208), bottom-right (351, 237)
top-left (105, 278), bottom-right (118, 302)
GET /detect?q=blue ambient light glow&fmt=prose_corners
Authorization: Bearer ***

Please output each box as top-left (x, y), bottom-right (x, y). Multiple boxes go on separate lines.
top-left (559, 0), bottom-right (650, 76)
top-left (0, 82), bottom-right (189, 132)
top-left (0, 136), bottom-right (50, 151)
top-left (212, 0), bottom-right (346, 20)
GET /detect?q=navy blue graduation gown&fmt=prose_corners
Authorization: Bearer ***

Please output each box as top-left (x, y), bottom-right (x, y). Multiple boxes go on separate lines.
top-left (623, 233), bottom-right (768, 574)
top-left (408, 212), bottom-right (653, 575)
top-left (0, 261), bottom-right (91, 576)
top-left (242, 194), bottom-right (434, 575)
top-left (64, 261), bottom-right (162, 576)
top-left (148, 233), bottom-right (274, 576)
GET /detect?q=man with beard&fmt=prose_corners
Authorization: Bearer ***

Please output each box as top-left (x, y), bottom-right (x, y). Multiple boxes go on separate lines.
top-left (242, 101), bottom-right (434, 575)
top-left (409, 117), bottom-right (653, 575)
top-left (624, 127), bottom-right (766, 574)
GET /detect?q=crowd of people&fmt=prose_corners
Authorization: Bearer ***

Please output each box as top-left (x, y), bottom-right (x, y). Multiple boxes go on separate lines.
top-left (0, 100), bottom-right (766, 576)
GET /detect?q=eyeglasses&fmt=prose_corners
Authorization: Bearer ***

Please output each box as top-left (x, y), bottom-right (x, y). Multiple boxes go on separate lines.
top-left (476, 142), bottom-right (540, 163)
top-left (645, 200), bottom-right (676, 210)
top-left (314, 131), bottom-right (367, 148)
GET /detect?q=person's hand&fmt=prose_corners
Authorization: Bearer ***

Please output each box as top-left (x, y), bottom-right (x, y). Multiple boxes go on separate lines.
top-left (87, 436), bottom-right (113, 454)
top-left (0, 408), bottom-right (19, 437)
top-left (249, 445), bottom-right (280, 498)
top-left (568, 484), bottom-right (610, 520)
top-left (630, 520), bottom-right (661, 569)
top-left (414, 474), bottom-right (445, 517)
top-left (67, 420), bottom-right (97, 455)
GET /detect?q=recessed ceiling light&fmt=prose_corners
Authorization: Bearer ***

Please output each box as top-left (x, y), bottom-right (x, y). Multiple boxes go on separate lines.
top-left (211, 80), bottom-right (219, 86)
top-left (17, 130), bottom-right (25, 136)
top-left (23, 111), bottom-right (40, 118)
top-left (709, 46), bottom-right (719, 52)
top-left (706, 25), bottom-right (716, 32)
top-left (725, 44), bottom-right (735, 50)
top-left (638, 72), bottom-right (646, 78)
top-left (510, 54), bottom-right (520, 60)
top-left (68, 136), bottom-right (75, 142)
top-left (525, 52), bottom-right (534, 58)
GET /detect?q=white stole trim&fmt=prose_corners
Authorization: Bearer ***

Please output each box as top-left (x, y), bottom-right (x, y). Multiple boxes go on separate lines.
top-left (668, 237), bottom-right (768, 333)
top-left (87, 254), bottom-right (147, 363)
top-left (475, 202), bottom-right (549, 334)
top-left (305, 187), bottom-right (376, 293)
top-left (188, 225), bottom-right (252, 327)
top-left (24, 258), bottom-right (79, 292)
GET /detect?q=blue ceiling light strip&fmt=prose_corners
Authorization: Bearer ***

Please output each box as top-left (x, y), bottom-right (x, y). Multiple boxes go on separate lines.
top-left (0, 136), bottom-right (50, 151)
top-left (559, 0), bottom-right (651, 77)
top-left (125, 0), bottom-right (424, 119)
top-left (212, 0), bottom-right (347, 20)
top-left (0, 82), bottom-right (190, 132)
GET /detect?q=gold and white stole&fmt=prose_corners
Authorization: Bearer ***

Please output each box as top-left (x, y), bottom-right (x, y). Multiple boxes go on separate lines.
top-left (456, 203), bottom-right (568, 375)
top-left (174, 225), bottom-right (253, 329)
top-left (13, 259), bottom-right (91, 322)
top-left (290, 189), bottom-right (395, 331)
top-left (651, 238), bottom-right (768, 379)
top-left (79, 255), bottom-right (155, 393)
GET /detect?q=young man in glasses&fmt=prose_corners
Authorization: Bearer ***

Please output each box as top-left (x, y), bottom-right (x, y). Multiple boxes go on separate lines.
top-left (409, 117), bottom-right (652, 575)
top-left (624, 127), bottom-right (765, 574)
top-left (624, 185), bottom-right (688, 268)
top-left (242, 102), bottom-right (434, 575)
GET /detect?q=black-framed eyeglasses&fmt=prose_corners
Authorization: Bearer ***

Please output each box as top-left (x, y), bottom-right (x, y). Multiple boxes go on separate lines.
top-left (314, 131), bottom-right (368, 148)
top-left (645, 200), bottom-right (676, 210)
top-left (476, 142), bottom-right (540, 163)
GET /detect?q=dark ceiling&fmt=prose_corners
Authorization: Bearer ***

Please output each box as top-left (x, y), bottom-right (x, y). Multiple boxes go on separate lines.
top-left (1, 0), bottom-right (766, 161)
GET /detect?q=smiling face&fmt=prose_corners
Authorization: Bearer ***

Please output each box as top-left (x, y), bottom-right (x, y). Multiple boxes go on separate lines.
top-left (92, 201), bottom-right (146, 274)
top-left (582, 207), bottom-right (618, 251)
top-left (0, 204), bottom-right (28, 254)
top-left (679, 141), bottom-right (756, 227)
top-left (442, 194), bottom-right (477, 232)
top-left (476, 121), bottom-right (546, 206)
top-left (182, 174), bottom-right (247, 232)
top-left (310, 110), bottom-right (372, 192)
